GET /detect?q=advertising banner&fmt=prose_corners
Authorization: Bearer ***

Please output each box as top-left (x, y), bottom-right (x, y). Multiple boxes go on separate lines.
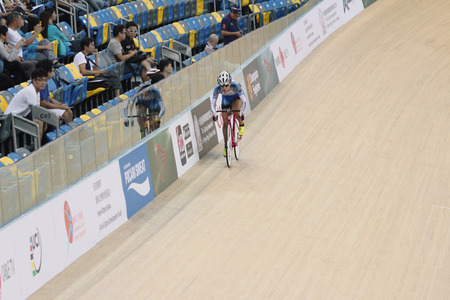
top-left (146, 128), bottom-right (178, 196)
top-left (256, 48), bottom-right (280, 97)
top-left (316, 0), bottom-right (344, 39)
top-left (170, 112), bottom-right (200, 177)
top-left (51, 179), bottom-right (98, 272)
top-left (13, 201), bottom-right (64, 299)
top-left (302, 8), bottom-right (323, 52)
top-left (89, 162), bottom-right (128, 241)
top-left (191, 98), bottom-right (220, 159)
top-left (340, 0), bottom-right (365, 24)
top-left (270, 16), bottom-right (311, 82)
top-left (0, 225), bottom-right (21, 300)
top-left (243, 59), bottom-right (266, 110)
top-left (119, 145), bottom-right (155, 219)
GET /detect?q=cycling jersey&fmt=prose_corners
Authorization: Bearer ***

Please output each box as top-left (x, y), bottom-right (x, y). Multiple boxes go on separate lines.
top-left (210, 80), bottom-right (247, 115)
top-left (124, 85), bottom-right (165, 119)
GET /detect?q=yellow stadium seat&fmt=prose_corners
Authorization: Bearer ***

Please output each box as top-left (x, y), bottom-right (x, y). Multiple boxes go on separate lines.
top-left (79, 114), bottom-right (91, 122)
top-left (91, 108), bottom-right (102, 115)
top-left (0, 157), bottom-right (14, 166)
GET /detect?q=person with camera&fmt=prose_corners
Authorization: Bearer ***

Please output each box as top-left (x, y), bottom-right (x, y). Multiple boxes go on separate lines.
top-left (108, 23), bottom-right (155, 83)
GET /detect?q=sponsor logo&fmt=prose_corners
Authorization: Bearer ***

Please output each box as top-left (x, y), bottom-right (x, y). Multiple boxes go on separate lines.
top-left (279, 47), bottom-right (285, 68)
top-left (319, 9), bottom-right (327, 35)
top-left (262, 58), bottom-right (272, 89)
top-left (120, 145), bottom-right (155, 218)
top-left (193, 115), bottom-right (203, 152)
top-left (64, 201), bottom-right (74, 244)
top-left (291, 32), bottom-right (297, 55)
top-left (127, 177), bottom-right (151, 196)
top-left (343, 0), bottom-right (353, 12)
top-left (63, 202), bottom-right (86, 246)
top-left (176, 125), bottom-right (186, 166)
top-left (1, 258), bottom-right (15, 292)
top-left (246, 74), bottom-right (254, 101)
top-left (29, 228), bottom-right (42, 277)
top-left (123, 159), bottom-right (151, 196)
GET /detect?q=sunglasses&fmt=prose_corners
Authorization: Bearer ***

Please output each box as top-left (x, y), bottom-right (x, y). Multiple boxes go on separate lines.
top-left (220, 84), bottom-right (230, 88)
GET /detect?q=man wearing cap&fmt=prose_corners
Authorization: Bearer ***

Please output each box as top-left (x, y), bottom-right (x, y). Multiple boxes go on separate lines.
top-left (221, 5), bottom-right (243, 46)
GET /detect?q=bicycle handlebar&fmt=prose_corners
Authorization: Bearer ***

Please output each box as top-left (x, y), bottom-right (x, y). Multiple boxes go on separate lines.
top-left (127, 114), bottom-right (160, 118)
top-left (216, 109), bottom-right (241, 113)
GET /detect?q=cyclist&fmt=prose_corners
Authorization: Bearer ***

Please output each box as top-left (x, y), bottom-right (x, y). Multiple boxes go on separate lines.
top-left (211, 71), bottom-right (247, 156)
top-left (124, 73), bottom-right (166, 138)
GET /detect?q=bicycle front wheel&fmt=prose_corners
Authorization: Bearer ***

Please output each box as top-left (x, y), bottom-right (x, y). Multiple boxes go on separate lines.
top-left (233, 118), bottom-right (240, 160)
top-left (226, 122), bottom-right (232, 167)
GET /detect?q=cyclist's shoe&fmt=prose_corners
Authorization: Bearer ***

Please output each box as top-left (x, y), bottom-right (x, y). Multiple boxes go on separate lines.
top-left (223, 148), bottom-right (227, 157)
top-left (239, 125), bottom-right (245, 136)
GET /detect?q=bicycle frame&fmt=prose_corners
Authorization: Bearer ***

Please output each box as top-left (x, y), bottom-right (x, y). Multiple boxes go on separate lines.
top-left (217, 108), bottom-right (241, 167)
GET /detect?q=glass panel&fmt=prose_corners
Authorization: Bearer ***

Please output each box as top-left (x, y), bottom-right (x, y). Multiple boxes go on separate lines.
top-left (239, 35), bottom-right (247, 65)
top-left (33, 146), bottom-right (53, 203)
top-left (188, 63), bottom-right (199, 104)
top-left (195, 59), bottom-right (207, 99)
top-left (170, 72), bottom-right (183, 116)
top-left (64, 129), bottom-right (82, 185)
top-left (159, 78), bottom-right (174, 119)
top-left (0, 165), bottom-right (20, 223)
top-left (48, 136), bottom-right (67, 193)
top-left (117, 100), bottom-right (133, 155)
top-left (17, 156), bottom-right (37, 212)
top-left (202, 54), bottom-right (214, 93)
top-left (78, 119), bottom-right (99, 173)
top-left (209, 49), bottom-right (221, 86)
top-left (230, 40), bottom-right (241, 71)
top-left (106, 105), bottom-right (121, 159)
top-left (179, 66), bottom-right (191, 113)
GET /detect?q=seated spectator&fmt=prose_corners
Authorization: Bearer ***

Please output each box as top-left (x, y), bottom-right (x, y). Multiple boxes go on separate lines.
top-left (157, 59), bottom-right (173, 78)
top-left (3, 0), bottom-right (38, 32)
top-left (0, 16), bottom-right (6, 26)
top-left (6, 12), bottom-right (58, 65)
top-left (4, 68), bottom-right (48, 141)
top-left (0, 59), bottom-right (15, 90)
top-left (108, 24), bottom-right (153, 83)
top-left (221, 5), bottom-right (243, 46)
top-left (39, 11), bottom-right (72, 57)
top-left (74, 37), bottom-right (121, 97)
top-left (36, 59), bottom-right (73, 124)
top-left (204, 33), bottom-right (219, 55)
top-left (0, 24), bottom-right (29, 84)
top-left (121, 21), bottom-right (157, 82)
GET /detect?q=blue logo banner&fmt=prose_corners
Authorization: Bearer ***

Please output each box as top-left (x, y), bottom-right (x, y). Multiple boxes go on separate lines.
top-left (119, 144), bottom-right (155, 219)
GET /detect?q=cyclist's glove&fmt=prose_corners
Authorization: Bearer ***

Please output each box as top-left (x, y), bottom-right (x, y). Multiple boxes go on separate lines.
top-left (212, 114), bottom-right (218, 122)
top-left (124, 120), bottom-right (129, 127)
top-left (240, 114), bottom-right (245, 121)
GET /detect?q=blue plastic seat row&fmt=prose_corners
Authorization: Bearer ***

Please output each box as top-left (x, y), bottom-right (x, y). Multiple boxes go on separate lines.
top-left (79, 0), bottom-right (203, 47)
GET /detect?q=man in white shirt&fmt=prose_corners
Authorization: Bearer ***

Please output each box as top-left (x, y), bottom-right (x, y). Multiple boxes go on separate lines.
top-left (6, 11), bottom-right (56, 62)
top-left (4, 68), bottom-right (49, 140)
top-left (74, 37), bottom-right (122, 96)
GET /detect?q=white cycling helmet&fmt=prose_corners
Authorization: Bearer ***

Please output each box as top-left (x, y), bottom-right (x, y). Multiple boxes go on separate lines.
top-left (217, 71), bottom-right (231, 86)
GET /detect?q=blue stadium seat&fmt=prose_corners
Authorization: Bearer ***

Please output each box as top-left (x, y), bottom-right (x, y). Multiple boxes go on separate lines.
top-left (7, 152), bottom-right (22, 163)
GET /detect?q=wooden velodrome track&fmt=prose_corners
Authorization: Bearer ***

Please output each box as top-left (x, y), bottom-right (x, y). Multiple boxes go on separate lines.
top-left (31, 0), bottom-right (450, 299)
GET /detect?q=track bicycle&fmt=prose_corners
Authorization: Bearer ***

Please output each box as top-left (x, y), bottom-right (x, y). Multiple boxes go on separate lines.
top-left (216, 108), bottom-right (242, 167)
top-left (126, 112), bottom-right (161, 138)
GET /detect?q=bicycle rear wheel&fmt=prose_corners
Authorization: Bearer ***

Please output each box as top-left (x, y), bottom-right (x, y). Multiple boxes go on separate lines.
top-left (226, 122), bottom-right (232, 167)
top-left (233, 118), bottom-right (240, 160)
